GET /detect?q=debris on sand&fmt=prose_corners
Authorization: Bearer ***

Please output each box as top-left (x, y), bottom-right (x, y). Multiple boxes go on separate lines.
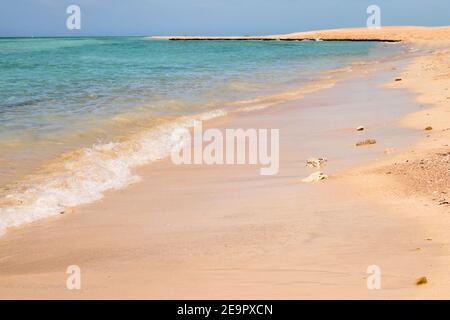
top-left (356, 126), bottom-right (365, 131)
top-left (60, 208), bottom-right (74, 215)
top-left (302, 171), bottom-right (328, 183)
top-left (416, 276), bottom-right (428, 286)
top-left (356, 139), bottom-right (377, 146)
top-left (306, 157), bottom-right (328, 168)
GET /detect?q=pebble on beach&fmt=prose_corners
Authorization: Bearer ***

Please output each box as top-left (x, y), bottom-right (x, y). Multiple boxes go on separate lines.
top-left (356, 139), bottom-right (377, 146)
top-left (60, 208), bottom-right (74, 215)
top-left (416, 276), bottom-right (428, 286)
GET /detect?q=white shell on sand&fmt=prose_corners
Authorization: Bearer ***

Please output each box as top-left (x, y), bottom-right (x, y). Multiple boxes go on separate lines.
top-left (302, 171), bottom-right (328, 183)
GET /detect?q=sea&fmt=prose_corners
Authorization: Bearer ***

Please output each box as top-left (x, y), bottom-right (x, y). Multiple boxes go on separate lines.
top-left (0, 37), bottom-right (404, 234)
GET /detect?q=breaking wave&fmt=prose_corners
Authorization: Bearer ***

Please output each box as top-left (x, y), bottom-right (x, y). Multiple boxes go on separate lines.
top-left (0, 109), bottom-right (227, 235)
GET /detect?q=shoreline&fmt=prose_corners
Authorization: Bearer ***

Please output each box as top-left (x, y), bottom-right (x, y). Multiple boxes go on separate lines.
top-left (0, 49), bottom-right (379, 237)
top-left (151, 26), bottom-right (450, 43)
top-left (161, 38), bottom-right (401, 42)
top-left (2, 46), bottom-right (448, 298)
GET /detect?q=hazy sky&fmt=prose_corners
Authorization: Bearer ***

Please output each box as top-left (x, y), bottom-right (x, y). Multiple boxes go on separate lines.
top-left (1, 0), bottom-right (449, 37)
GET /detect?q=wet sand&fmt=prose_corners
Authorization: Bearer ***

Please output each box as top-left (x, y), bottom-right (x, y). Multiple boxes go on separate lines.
top-left (1, 52), bottom-right (448, 299)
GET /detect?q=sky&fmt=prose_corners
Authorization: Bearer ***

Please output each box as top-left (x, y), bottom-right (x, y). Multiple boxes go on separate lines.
top-left (0, 0), bottom-right (449, 37)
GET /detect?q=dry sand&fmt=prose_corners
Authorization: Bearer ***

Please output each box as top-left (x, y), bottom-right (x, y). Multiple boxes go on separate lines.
top-left (1, 27), bottom-right (449, 299)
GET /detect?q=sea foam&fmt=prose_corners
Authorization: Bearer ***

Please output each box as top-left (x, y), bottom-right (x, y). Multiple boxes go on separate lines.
top-left (0, 109), bottom-right (227, 236)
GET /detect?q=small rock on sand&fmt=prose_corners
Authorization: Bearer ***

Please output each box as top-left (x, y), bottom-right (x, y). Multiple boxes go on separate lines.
top-left (356, 139), bottom-right (377, 146)
top-left (302, 171), bottom-right (328, 183)
top-left (416, 276), bottom-right (428, 286)
top-left (306, 157), bottom-right (327, 168)
top-left (60, 208), bottom-right (74, 215)
top-left (356, 126), bottom-right (365, 131)
top-left (425, 126), bottom-right (433, 131)
top-left (395, 78), bottom-right (402, 81)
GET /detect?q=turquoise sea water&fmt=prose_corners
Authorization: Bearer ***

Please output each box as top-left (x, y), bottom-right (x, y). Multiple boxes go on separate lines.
top-left (0, 37), bottom-right (400, 234)
top-left (0, 37), bottom-right (381, 147)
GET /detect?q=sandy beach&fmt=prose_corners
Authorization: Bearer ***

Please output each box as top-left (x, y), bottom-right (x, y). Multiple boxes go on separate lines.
top-left (0, 27), bottom-right (449, 299)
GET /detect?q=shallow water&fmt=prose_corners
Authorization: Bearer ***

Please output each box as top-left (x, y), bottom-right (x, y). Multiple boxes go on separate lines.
top-left (0, 37), bottom-right (404, 234)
